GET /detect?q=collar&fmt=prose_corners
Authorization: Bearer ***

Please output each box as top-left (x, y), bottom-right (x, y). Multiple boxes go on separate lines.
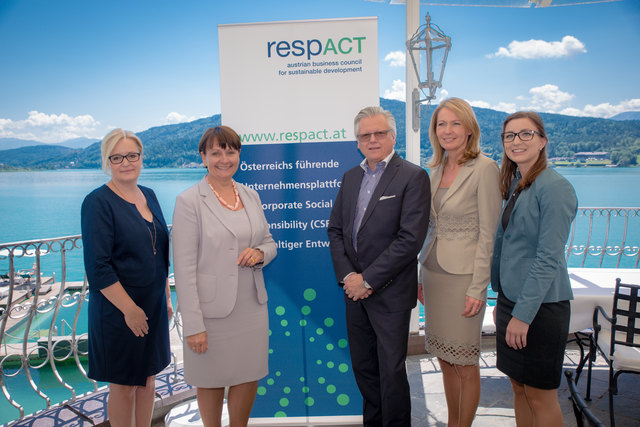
top-left (359, 150), bottom-right (395, 172)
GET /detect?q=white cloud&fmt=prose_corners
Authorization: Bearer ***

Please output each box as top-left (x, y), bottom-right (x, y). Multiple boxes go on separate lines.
top-left (383, 79), bottom-right (406, 101)
top-left (164, 112), bottom-right (196, 125)
top-left (489, 35), bottom-right (586, 59)
top-left (0, 111), bottom-right (101, 143)
top-left (527, 84), bottom-right (575, 112)
top-left (560, 99), bottom-right (640, 118)
top-left (466, 83), bottom-right (640, 118)
top-left (384, 51), bottom-right (406, 67)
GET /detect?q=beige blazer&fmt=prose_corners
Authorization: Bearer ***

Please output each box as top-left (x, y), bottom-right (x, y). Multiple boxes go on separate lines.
top-left (172, 177), bottom-right (277, 336)
top-left (419, 154), bottom-right (501, 300)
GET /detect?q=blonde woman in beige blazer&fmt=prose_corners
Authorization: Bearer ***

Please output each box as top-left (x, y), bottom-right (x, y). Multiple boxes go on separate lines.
top-left (172, 126), bottom-right (276, 427)
top-left (418, 98), bottom-right (501, 427)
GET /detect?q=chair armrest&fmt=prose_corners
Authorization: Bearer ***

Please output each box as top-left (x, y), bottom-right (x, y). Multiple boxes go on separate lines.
top-left (592, 305), bottom-right (614, 341)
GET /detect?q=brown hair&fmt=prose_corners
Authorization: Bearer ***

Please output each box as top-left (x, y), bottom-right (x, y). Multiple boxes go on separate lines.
top-left (499, 111), bottom-right (548, 200)
top-left (198, 126), bottom-right (241, 154)
top-left (428, 98), bottom-right (481, 168)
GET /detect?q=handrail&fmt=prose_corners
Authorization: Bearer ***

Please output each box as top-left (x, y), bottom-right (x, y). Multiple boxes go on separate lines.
top-left (1, 208), bottom-right (639, 424)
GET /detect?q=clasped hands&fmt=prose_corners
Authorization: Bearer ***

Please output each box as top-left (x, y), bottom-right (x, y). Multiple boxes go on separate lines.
top-left (344, 273), bottom-right (373, 301)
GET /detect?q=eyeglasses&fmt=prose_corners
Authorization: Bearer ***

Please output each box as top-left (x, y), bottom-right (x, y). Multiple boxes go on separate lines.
top-left (356, 129), bottom-right (393, 142)
top-left (108, 152), bottom-right (141, 164)
top-left (501, 130), bottom-right (544, 144)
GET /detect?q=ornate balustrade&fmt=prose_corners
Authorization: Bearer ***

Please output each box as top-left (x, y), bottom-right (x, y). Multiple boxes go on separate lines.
top-left (0, 208), bottom-right (638, 424)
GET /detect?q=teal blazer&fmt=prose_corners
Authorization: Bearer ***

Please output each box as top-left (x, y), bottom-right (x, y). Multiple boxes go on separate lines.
top-left (490, 168), bottom-right (577, 324)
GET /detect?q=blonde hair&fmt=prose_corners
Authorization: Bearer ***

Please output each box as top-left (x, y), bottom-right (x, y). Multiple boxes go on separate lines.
top-left (100, 129), bottom-right (143, 174)
top-left (428, 98), bottom-right (480, 168)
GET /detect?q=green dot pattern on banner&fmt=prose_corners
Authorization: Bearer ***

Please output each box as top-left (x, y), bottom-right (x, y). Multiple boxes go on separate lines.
top-left (303, 288), bottom-right (316, 301)
top-left (258, 288), bottom-right (355, 414)
top-left (337, 394), bottom-right (350, 406)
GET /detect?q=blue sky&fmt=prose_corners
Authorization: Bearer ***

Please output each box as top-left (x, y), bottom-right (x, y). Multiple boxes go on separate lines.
top-left (0, 0), bottom-right (638, 143)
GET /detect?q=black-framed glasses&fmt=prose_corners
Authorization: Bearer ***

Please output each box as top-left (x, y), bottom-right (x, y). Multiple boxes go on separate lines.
top-left (356, 129), bottom-right (393, 142)
top-left (108, 152), bottom-right (141, 164)
top-left (501, 130), bottom-right (544, 144)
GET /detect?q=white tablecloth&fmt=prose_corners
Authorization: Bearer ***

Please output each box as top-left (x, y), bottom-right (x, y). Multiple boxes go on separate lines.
top-left (569, 268), bottom-right (640, 333)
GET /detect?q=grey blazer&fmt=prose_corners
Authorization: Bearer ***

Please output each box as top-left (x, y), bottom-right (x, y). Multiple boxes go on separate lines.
top-left (172, 177), bottom-right (277, 336)
top-left (419, 154), bottom-right (502, 300)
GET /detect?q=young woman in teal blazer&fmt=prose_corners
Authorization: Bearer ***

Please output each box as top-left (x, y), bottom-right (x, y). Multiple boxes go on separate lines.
top-left (491, 111), bottom-right (577, 426)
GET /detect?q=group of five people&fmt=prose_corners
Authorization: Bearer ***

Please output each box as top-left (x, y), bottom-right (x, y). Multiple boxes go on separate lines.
top-left (81, 98), bottom-right (577, 427)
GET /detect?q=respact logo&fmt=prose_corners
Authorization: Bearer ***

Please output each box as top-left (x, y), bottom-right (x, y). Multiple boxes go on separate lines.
top-left (267, 37), bottom-right (366, 61)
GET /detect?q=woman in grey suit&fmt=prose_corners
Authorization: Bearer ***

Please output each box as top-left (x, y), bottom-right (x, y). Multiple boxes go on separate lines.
top-left (172, 126), bottom-right (277, 427)
top-left (491, 112), bottom-right (577, 426)
top-left (418, 98), bottom-right (502, 427)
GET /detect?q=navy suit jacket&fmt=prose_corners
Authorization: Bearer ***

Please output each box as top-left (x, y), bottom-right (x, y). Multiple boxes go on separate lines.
top-left (491, 168), bottom-right (577, 324)
top-left (328, 153), bottom-right (431, 312)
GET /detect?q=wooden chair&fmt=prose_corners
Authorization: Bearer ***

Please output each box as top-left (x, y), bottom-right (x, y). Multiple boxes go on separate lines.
top-left (589, 278), bottom-right (640, 427)
top-left (564, 370), bottom-right (604, 427)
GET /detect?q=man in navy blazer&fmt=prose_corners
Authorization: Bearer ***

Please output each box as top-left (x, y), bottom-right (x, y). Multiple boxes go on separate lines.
top-left (328, 106), bottom-right (430, 426)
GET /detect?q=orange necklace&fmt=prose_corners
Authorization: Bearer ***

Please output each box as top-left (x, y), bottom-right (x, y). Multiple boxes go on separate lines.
top-left (208, 179), bottom-right (240, 210)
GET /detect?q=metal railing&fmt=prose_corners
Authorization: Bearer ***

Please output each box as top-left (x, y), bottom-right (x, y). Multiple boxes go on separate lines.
top-left (0, 234), bottom-right (180, 426)
top-left (0, 207), bottom-right (638, 424)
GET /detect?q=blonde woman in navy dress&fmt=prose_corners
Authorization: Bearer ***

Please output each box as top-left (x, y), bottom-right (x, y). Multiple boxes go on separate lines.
top-left (81, 129), bottom-right (172, 427)
top-left (491, 112), bottom-right (577, 426)
top-left (172, 126), bottom-right (277, 427)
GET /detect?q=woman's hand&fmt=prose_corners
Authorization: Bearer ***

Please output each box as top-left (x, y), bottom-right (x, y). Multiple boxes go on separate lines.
top-left (124, 305), bottom-right (149, 337)
top-left (461, 295), bottom-right (484, 318)
top-left (187, 331), bottom-right (208, 354)
top-left (166, 299), bottom-right (174, 320)
top-left (417, 283), bottom-right (424, 305)
top-left (237, 247), bottom-right (264, 267)
top-left (506, 316), bottom-right (530, 350)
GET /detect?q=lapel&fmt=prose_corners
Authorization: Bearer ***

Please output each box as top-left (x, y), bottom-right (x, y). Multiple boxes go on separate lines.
top-left (358, 153), bottom-right (401, 231)
top-left (198, 177), bottom-right (238, 239)
top-left (237, 184), bottom-right (262, 247)
top-left (346, 167), bottom-right (365, 237)
top-left (439, 157), bottom-right (476, 207)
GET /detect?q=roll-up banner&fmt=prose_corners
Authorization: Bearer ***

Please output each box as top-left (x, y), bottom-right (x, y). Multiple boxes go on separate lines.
top-left (218, 17), bottom-right (378, 419)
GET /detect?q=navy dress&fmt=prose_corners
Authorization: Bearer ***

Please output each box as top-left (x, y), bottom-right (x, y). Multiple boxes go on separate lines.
top-left (81, 184), bottom-right (170, 386)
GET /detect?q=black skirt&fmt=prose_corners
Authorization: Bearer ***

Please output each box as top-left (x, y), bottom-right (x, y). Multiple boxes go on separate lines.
top-left (495, 293), bottom-right (570, 389)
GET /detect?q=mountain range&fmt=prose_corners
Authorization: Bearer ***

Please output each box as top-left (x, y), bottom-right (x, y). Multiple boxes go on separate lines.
top-left (1, 99), bottom-right (639, 170)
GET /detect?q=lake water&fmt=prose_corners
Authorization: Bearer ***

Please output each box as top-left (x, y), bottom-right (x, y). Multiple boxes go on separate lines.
top-left (0, 167), bottom-right (639, 279)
